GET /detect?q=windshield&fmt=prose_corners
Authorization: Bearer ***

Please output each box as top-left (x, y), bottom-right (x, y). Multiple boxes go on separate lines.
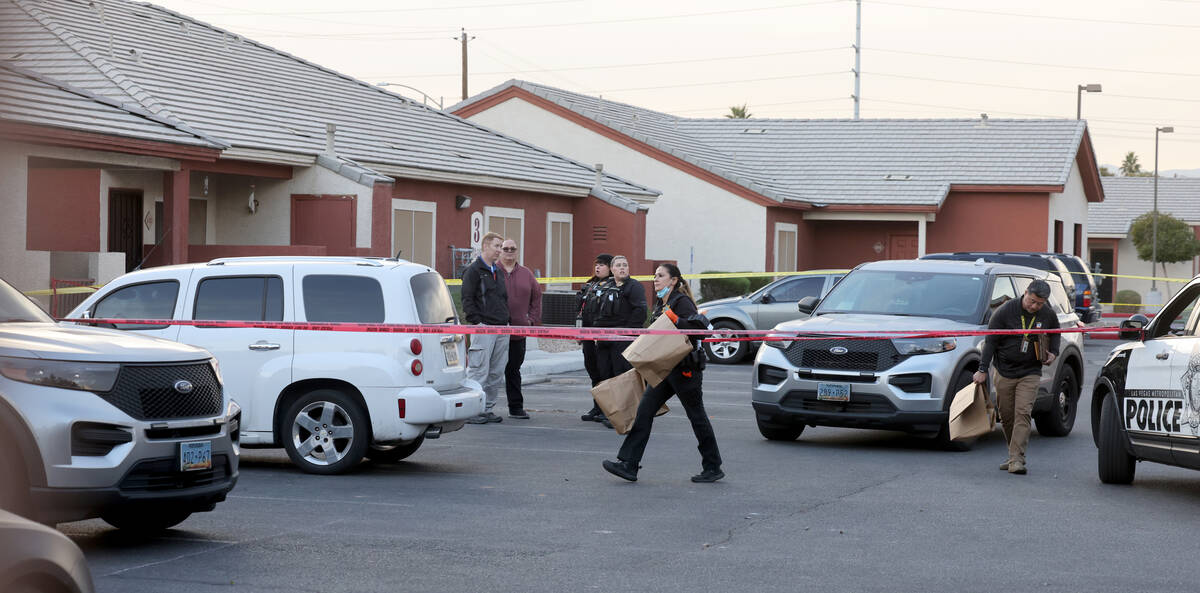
top-left (410, 272), bottom-right (457, 323)
top-left (816, 270), bottom-right (986, 322)
top-left (1055, 256), bottom-right (1092, 288)
top-left (0, 279), bottom-right (54, 323)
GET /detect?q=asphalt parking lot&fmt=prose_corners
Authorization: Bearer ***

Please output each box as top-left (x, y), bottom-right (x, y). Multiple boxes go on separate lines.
top-left (65, 339), bottom-right (1199, 593)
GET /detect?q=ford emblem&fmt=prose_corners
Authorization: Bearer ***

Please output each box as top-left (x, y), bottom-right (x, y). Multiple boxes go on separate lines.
top-left (829, 346), bottom-right (849, 355)
top-left (173, 380), bottom-right (194, 394)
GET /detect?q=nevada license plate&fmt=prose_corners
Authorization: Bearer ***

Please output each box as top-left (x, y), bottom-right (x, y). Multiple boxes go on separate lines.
top-left (443, 342), bottom-right (460, 367)
top-left (816, 382), bottom-right (851, 402)
top-left (180, 440), bottom-right (212, 472)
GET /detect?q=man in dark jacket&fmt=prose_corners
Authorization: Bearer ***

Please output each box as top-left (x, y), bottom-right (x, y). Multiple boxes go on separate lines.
top-left (974, 279), bottom-right (1060, 475)
top-left (499, 238), bottom-right (541, 420)
top-left (461, 232), bottom-right (511, 424)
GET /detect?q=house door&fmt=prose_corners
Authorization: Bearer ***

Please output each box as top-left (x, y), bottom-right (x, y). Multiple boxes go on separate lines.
top-left (1090, 247), bottom-right (1114, 303)
top-left (889, 235), bottom-right (919, 260)
top-left (107, 189), bottom-right (144, 272)
top-left (291, 195), bottom-right (356, 256)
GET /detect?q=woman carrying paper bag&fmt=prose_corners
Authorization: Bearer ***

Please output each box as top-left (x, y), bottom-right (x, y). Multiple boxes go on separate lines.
top-left (602, 264), bottom-right (724, 484)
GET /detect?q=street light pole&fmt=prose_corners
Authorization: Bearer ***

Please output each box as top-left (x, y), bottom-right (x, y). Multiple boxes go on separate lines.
top-left (1076, 83), bottom-right (1102, 120)
top-left (375, 82), bottom-right (444, 110)
top-left (1152, 125), bottom-right (1174, 291)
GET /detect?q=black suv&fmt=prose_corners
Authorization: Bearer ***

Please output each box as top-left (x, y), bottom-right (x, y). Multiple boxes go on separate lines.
top-left (1091, 276), bottom-right (1200, 484)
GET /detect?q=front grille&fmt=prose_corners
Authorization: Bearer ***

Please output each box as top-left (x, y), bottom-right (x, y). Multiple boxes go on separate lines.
top-left (119, 454), bottom-right (231, 493)
top-left (784, 339), bottom-right (908, 372)
top-left (95, 363), bottom-right (222, 421)
top-left (780, 391), bottom-right (898, 415)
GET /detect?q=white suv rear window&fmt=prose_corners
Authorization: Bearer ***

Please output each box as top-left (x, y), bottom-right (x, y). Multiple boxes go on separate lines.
top-left (302, 275), bottom-right (384, 323)
top-left (410, 272), bottom-right (456, 324)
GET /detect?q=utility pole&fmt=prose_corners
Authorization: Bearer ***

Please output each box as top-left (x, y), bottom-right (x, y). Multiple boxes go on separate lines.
top-left (455, 28), bottom-right (475, 100)
top-left (852, 0), bottom-right (861, 119)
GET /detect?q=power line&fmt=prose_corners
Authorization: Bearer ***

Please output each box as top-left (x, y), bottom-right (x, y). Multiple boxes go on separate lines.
top-left (191, 0), bottom-right (586, 16)
top-left (871, 47), bottom-right (1200, 79)
top-left (873, 0), bottom-right (1200, 29)
top-left (668, 96), bottom-right (847, 114)
top-left (598, 70), bottom-right (847, 93)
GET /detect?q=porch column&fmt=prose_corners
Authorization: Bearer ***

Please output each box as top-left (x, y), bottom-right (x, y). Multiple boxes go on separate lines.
top-left (917, 216), bottom-right (927, 257)
top-left (163, 168), bottom-right (189, 264)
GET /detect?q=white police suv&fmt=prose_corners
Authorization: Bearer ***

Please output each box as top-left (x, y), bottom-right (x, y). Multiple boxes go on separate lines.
top-left (69, 257), bottom-right (484, 475)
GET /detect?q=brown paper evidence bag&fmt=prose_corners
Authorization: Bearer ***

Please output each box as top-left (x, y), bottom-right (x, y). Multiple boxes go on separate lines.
top-left (590, 315), bottom-right (692, 434)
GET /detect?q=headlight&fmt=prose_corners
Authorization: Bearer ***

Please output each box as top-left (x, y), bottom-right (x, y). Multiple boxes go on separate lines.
top-left (226, 400), bottom-right (241, 435)
top-left (892, 337), bottom-right (957, 356)
top-left (0, 356), bottom-right (119, 391)
top-left (763, 333), bottom-right (793, 350)
top-left (209, 357), bottom-right (224, 385)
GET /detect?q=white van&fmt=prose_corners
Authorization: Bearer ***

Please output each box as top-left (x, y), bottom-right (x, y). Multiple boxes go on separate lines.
top-left (69, 257), bottom-right (484, 475)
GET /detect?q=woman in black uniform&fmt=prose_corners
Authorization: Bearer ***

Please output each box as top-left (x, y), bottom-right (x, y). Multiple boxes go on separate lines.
top-left (578, 254), bottom-right (614, 423)
top-left (603, 263), bottom-right (724, 483)
top-left (593, 255), bottom-right (647, 381)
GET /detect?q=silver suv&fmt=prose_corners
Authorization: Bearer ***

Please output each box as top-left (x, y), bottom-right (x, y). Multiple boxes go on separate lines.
top-left (699, 272), bottom-right (843, 364)
top-left (0, 278), bottom-right (239, 531)
top-left (751, 260), bottom-right (1084, 448)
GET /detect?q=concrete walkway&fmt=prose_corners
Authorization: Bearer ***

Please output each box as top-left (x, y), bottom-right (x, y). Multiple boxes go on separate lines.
top-left (519, 347), bottom-right (585, 385)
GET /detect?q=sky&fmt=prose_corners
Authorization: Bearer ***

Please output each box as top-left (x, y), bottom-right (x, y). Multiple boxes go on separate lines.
top-left (150, 0), bottom-right (1200, 173)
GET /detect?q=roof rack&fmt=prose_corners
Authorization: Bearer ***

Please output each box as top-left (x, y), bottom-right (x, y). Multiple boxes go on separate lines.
top-left (206, 256), bottom-right (388, 267)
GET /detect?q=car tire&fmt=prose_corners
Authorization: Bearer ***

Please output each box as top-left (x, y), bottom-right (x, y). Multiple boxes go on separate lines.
top-left (1034, 365), bottom-right (1078, 437)
top-left (1098, 393), bottom-right (1136, 484)
top-left (0, 445), bottom-right (34, 520)
top-left (365, 435), bottom-right (424, 463)
top-left (102, 505), bottom-right (192, 532)
top-left (756, 418), bottom-right (803, 441)
top-left (282, 389), bottom-right (369, 475)
top-left (702, 321), bottom-right (748, 365)
top-left (934, 369), bottom-right (974, 451)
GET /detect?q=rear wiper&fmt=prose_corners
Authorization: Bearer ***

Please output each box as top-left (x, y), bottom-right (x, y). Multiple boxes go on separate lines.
top-left (444, 316), bottom-right (457, 323)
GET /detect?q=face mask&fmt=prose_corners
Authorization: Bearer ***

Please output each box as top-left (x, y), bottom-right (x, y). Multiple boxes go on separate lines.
top-left (656, 286), bottom-right (671, 298)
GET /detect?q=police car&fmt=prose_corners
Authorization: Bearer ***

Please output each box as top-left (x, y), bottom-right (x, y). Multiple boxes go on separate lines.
top-left (1092, 277), bottom-right (1200, 484)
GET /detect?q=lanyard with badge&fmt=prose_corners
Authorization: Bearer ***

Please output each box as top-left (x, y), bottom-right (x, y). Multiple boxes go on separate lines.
top-left (1020, 313), bottom-right (1042, 360)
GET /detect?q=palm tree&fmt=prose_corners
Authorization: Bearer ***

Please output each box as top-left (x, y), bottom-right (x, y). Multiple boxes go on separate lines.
top-left (726, 104), bottom-right (752, 119)
top-left (1120, 151), bottom-right (1144, 176)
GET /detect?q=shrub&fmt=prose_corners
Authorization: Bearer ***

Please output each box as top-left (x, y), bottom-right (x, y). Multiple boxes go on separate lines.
top-left (1114, 289), bottom-right (1141, 314)
top-left (744, 273), bottom-right (773, 294)
top-left (698, 271), bottom-right (750, 303)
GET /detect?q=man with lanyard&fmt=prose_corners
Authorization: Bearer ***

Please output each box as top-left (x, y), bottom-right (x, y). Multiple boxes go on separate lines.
top-left (461, 232), bottom-right (511, 424)
top-left (974, 279), bottom-right (1059, 475)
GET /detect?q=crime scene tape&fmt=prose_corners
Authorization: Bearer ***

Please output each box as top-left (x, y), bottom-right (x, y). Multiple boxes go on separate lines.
top-left (441, 269), bottom-right (848, 287)
top-left (61, 318), bottom-right (1128, 342)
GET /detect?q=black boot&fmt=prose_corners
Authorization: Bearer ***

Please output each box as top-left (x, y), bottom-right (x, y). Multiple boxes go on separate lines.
top-left (581, 406), bottom-right (602, 422)
top-left (602, 459), bottom-right (639, 482)
top-left (690, 468), bottom-right (725, 483)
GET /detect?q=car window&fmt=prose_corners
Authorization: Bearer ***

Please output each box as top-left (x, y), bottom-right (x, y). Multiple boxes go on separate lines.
top-left (93, 280), bottom-right (179, 330)
top-left (770, 276), bottom-right (825, 302)
top-left (1149, 283), bottom-right (1200, 339)
top-left (1056, 256), bottom-right (1092, 288)
top-left (194, 276), bottom-right (284, 321)
top-left (1047, 279), bottom-right (1072, 315)
top-left (816, 270), bottom-right (986, 322)
top-left (997, 255), bottom-right (1050, 271)
top-left (410, 272), bottom-right (456, 324)
top-left (302, 275), bottom-right (384, 323)
top-left (0, 279), bottom-right (52, 323)
top-left (1011, 276), bottom-right (1033, 295)
top-left (988, 276), bottom-right (1017, 313)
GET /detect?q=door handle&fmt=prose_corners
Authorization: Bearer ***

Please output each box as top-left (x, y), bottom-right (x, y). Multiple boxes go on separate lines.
top-left (249, 342), bottom-right (280, 351)
top-left (1156, 352), bottom-right (1170, 360)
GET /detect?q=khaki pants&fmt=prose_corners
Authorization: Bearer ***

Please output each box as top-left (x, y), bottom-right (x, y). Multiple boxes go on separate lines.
top-left (993, 372), bottom-right (1040, 464)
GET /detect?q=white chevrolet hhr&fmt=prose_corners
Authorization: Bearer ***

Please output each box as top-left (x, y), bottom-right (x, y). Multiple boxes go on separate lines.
top-left (69, 257), bottom-right (484, 475)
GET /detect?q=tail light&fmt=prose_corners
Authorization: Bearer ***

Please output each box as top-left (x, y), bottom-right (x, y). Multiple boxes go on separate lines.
top-left (411, 359), bottom-right (423, 376)
top-left (410, 338), bottom-right (423, 355)
top-left (1083, 290), bottom-right (1092, 308)
top-left (397, 398), bottom-right (406, 418)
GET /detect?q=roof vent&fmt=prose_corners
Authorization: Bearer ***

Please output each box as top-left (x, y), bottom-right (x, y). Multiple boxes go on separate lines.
top-left (742, 129), bottom-right (767, 134)
top-left (128, 48), bottom-right (143, 64)
top-left (528, 162), bottom-right (546, 170)
top-left (90, 2), bottom-right (106, 24)
top-left (454, 152), bottom-right (471, 160)
top-left (594, 163), bottom-right (604, 187)
top-left (180, 21), bottom-right (190, 35)
top-left (884, 174), bottom-right (911, 181)
top-left (325, 123), bottom-right (336, 155)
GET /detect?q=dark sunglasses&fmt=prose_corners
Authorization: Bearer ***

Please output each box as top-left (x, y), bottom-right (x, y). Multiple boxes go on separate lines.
top-left (501, 247), bottom-right (518, 252)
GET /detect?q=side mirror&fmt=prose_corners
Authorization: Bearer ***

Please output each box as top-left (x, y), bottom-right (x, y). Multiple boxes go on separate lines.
top-left (797, 296), bottom-right (819, 315)
top-left (760, 293), bottom-right (774, 304)
top-left (1119, 314), bottom-right (1150, 341)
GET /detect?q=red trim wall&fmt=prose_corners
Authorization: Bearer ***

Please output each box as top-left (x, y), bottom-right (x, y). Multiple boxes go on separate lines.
top-left (765, 207), bottom-right (812, 271)
top-left (0, 121), bottom-right (221, 162)
top-left (926, 191), bottom-right (1049, 253)
top-left (180, 159), bottom-right (293, 179)
top-left (810, 220), bottom-right (917, 268)
top-left (26, 167), bottom-right (101, 252)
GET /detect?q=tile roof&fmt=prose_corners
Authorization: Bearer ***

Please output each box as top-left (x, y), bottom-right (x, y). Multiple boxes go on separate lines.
top-left (1, 0), bottom-right (658, 203)
top-left (1090, 177), bottom-right (1200, 236)
top-left (455, 80), bottom-right (1095, 208)
top-left (0, 63), bottom-right (224, 148)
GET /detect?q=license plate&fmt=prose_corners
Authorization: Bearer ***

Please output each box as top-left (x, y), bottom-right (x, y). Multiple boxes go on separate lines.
top-left (180, 440), bottom-right (212, 472)
top-left (443, 342), bottom-right (460, 367)
top-left (817, 382), bottom-right (851, 402)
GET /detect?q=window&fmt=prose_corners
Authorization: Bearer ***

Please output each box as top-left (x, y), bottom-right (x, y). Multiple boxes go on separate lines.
top-left (771, 276), bottom-right (824, 302)
top-left (485, 206), bottom-right (524, 262)
top-left (818, 271), bottom-right (986, 322)
top-left (1011, 276), bottom-right (1032, 296)
top-left (410, 272), bottom-right (457, 324)
top-left (1047, 279), bottom-right (1072, 315)
top-left (1053, 220), bottom-right (1063, 253)
top-left (302, 275), bottom-right (384, 323)
top-left (1073, 223), bottom-right (1082, 256)
top-left (392, 199), bottom-right (435, 267)
top-left (989, 276), bottom-right (1017, 312)
top-left (92, 281), bottom-right (179, 330)
top-left (775, 223), bottom-right (798, 273)
top-left (194, 276), bottom-right (283, 321)
top-left (547, 213), bottom-right (572, 279)
top-left (1149, 283), bottom-right (1200, 339)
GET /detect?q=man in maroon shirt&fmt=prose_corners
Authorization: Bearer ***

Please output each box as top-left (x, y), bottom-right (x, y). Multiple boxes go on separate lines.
top-left (500, 238), bottom-right (542, 419)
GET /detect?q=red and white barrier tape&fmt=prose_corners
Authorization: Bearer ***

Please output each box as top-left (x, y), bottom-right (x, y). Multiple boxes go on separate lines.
top-left (60, 318), bottom-right (1131, 342)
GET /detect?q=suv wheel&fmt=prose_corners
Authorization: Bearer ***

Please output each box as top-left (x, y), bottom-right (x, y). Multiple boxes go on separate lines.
top-left (703, 321), bottom-right (748, 365)
top-left (365, 435), bottom-right (425, 463)
top-left (102, 505), bottom-right (192, 532)
top-left (756, 418), bottom-right (803, 441)
top-left (283, 389), bottom-right (369, 475)
top-left (1098, 393), bottom-right (1136, 484)
top-left (0, 447), bottom-right (33, 519)
top-left (934, 370), bottom-right (974, 451)
top-left (1035, 366), bottom-right (1078, 437)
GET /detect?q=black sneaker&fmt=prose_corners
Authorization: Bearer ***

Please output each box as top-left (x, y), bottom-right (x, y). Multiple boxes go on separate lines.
top-left (602, 459), bottom-right (639, 482)
top-left (690, 468), bottom-right (725, 483)
top-left (508, 408), bottom-right (530, 419)
top-left (581, 409), bottom-right (602, 422)
top-left (600, 417), bottom-right (614, 429)
top-left (485, 411), bottom-right (503, 423)
top-left (465, 415), bottom-right (489, 424)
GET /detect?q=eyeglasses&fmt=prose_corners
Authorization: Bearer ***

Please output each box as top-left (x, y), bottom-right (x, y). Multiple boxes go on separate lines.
top-left (501, 247), bottom-right (517, 253)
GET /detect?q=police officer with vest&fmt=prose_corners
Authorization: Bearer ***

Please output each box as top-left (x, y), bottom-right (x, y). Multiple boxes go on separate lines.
top-left (578, 254), bottom-right (615, 425)
top-left (592, 255), bottom-right (647, 382)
